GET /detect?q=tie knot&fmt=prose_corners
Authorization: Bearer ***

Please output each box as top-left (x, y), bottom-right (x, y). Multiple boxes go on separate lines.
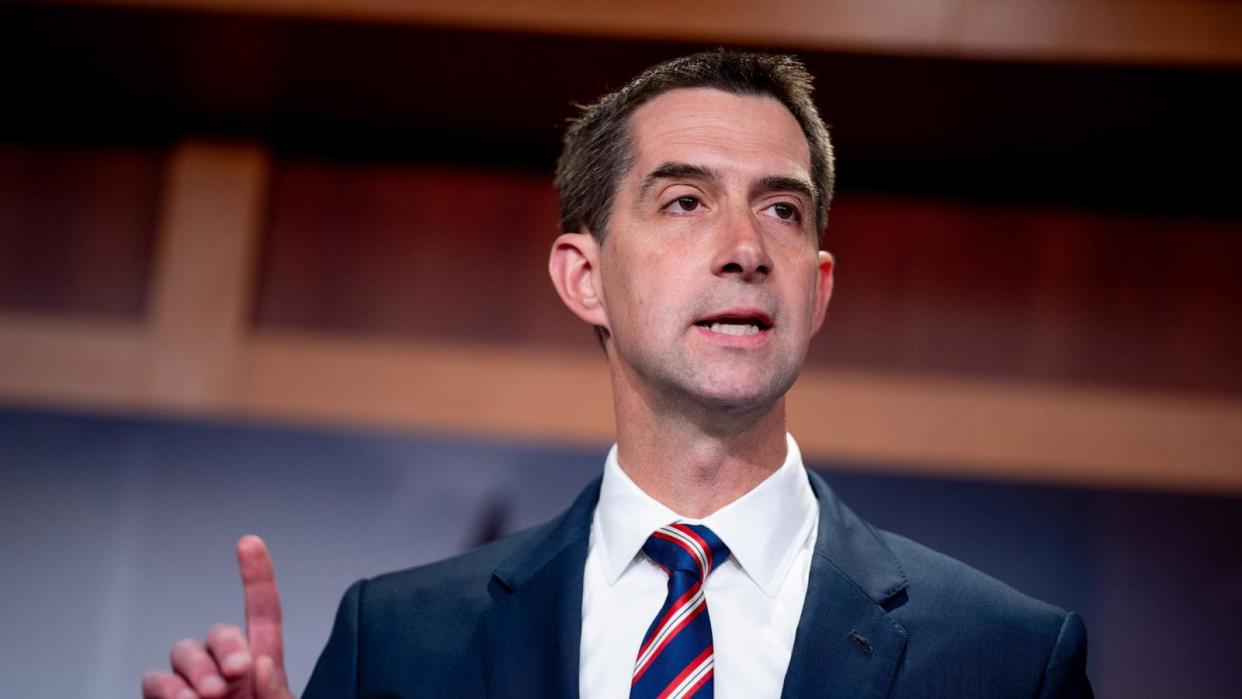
top-left (642, 523), bottom-right (730, 581)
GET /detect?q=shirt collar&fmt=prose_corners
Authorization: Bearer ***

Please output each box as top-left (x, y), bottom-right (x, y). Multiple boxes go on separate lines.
top-left (594, 433), bottom-right (818, 598)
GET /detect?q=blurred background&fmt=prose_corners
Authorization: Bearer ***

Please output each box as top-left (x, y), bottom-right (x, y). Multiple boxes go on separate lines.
top-left (1, 1), bottom-right (1240, 696)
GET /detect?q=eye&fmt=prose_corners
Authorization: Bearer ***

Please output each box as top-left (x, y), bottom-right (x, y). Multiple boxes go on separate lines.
top-left (665, 193), bottom-right (705, 213)
top-left (664, 195), bottom-right (702, 213)
top-left (764, 202), bottom-right (801, 223)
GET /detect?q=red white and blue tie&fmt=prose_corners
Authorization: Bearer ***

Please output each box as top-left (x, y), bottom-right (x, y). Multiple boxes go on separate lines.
top-left (630, 523), bottom-right (730, 699)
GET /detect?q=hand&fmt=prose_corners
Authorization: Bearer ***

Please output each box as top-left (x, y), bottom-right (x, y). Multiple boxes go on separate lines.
top-left (142, 535), bottom-right (295, 699)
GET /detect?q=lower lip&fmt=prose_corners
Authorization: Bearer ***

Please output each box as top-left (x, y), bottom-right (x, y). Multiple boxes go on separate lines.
top-left (693, 324), bottom-right (771, 348)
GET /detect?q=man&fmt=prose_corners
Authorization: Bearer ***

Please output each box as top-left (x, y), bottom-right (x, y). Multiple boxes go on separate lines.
top-left (143, 51), bottom-right (1092, 699)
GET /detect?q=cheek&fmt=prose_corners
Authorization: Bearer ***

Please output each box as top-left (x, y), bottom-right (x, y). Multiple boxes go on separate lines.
top-left (780, 260), bottom-right (825, 326)
top-left (601, 256), bottom-right (654, 327)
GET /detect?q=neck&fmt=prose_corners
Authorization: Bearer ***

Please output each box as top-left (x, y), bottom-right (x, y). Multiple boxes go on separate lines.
top-left (612, 381), bottom-right (789, 519)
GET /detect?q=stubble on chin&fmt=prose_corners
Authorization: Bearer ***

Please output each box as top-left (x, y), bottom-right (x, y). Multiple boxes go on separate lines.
top-left (647, 348), bottom-right (799, 421)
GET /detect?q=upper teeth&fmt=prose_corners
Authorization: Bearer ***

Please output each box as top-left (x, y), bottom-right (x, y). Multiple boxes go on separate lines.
top-left (709, 322), bottom-right (760, 336)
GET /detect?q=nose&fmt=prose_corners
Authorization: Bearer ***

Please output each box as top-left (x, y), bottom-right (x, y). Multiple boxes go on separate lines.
top-left (712, 207), bottom-right (772, 281)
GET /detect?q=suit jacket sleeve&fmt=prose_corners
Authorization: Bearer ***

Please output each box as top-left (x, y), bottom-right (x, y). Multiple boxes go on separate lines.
top-left (302, 579), bottom-right (363, 699)
top-left (1038, 611), bottom-right (1093, 699)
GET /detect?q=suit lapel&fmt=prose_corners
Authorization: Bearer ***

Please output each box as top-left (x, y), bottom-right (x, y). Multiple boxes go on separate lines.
top-left (781, 472), bottom-right (909, 699)
top-left (472, 471), bottom-right (909, 698)
top-left (477, 478), bottom-right (600, 699)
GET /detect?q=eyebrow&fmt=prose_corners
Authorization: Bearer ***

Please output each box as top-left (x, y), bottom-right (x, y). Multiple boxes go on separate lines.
top-left (638, 162), bottom-right (718, 201)
top-left (637, 161), bottom-right (816, 204)
top-left (754, 175), bottom-right (816, 204)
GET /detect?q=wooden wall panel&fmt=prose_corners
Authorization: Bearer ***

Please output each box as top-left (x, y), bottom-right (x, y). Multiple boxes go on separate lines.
top-left (144, 141), bottom-right (270, 408)
top-left (57, 0), bottom-right (1242, 66)
top-left (819, 195), bottom-right (1242, 393)
top-left (0, 143), bottom-right (162, 317)
top-left (257, 159), bottom-right (594, 350)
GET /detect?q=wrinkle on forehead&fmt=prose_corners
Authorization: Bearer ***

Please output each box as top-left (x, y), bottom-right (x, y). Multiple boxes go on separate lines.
top-left (628, 88), bottom-right (812, 182)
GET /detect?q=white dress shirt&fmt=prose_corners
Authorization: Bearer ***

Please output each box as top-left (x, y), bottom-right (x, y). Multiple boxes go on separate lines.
top-left (580, 434), bottom-right (819, 699)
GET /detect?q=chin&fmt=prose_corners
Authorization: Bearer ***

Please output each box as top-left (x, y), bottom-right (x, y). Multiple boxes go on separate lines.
top-left (631, 353), bottom-right (799, 413)
top-left (685, 373), bottom-right (792, 413)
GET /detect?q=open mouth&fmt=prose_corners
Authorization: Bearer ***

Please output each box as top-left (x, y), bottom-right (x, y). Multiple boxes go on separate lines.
top-left (694, 312), bottom-right (773, 337)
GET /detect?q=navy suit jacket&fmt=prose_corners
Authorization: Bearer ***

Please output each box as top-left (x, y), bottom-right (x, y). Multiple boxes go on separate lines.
top-left (303, 471), bottom-right (1092, 698)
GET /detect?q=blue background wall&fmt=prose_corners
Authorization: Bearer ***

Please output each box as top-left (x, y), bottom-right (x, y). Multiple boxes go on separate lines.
top-left (2, 407), bottom-right (1239, 697)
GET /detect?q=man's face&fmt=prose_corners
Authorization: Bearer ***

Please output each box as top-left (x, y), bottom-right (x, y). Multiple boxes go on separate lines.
top-left (593, 87), bottom-right (833, 412)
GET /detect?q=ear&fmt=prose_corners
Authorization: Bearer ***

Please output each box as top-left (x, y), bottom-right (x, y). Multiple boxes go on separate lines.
top-left (549, 232), bottom-right (609, 328)
top-left (810, 249), bottom-right (835, 334)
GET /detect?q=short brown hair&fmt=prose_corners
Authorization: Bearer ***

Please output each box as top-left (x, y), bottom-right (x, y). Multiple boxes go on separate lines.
top-left (555, 50), bottom-right (835, 244)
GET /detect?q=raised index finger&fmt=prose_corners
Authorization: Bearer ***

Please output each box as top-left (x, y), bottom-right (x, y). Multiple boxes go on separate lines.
top-left (236, 534), bottom-right (285, 674)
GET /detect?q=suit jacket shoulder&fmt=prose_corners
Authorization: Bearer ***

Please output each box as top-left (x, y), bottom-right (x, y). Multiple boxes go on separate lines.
top-left (303, 481), bottom-right (598, 698)
top-left (792, 471), bottom-right (1091, 698)
top-left (879, 529), bottom-right (1089, 697)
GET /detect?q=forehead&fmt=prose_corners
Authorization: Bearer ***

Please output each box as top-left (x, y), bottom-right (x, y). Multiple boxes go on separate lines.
top-left (626, 87), bottom-right (811, 183)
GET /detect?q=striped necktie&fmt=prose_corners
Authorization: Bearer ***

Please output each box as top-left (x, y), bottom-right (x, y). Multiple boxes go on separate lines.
top-left (630, 523), bottom-right (731, 699)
